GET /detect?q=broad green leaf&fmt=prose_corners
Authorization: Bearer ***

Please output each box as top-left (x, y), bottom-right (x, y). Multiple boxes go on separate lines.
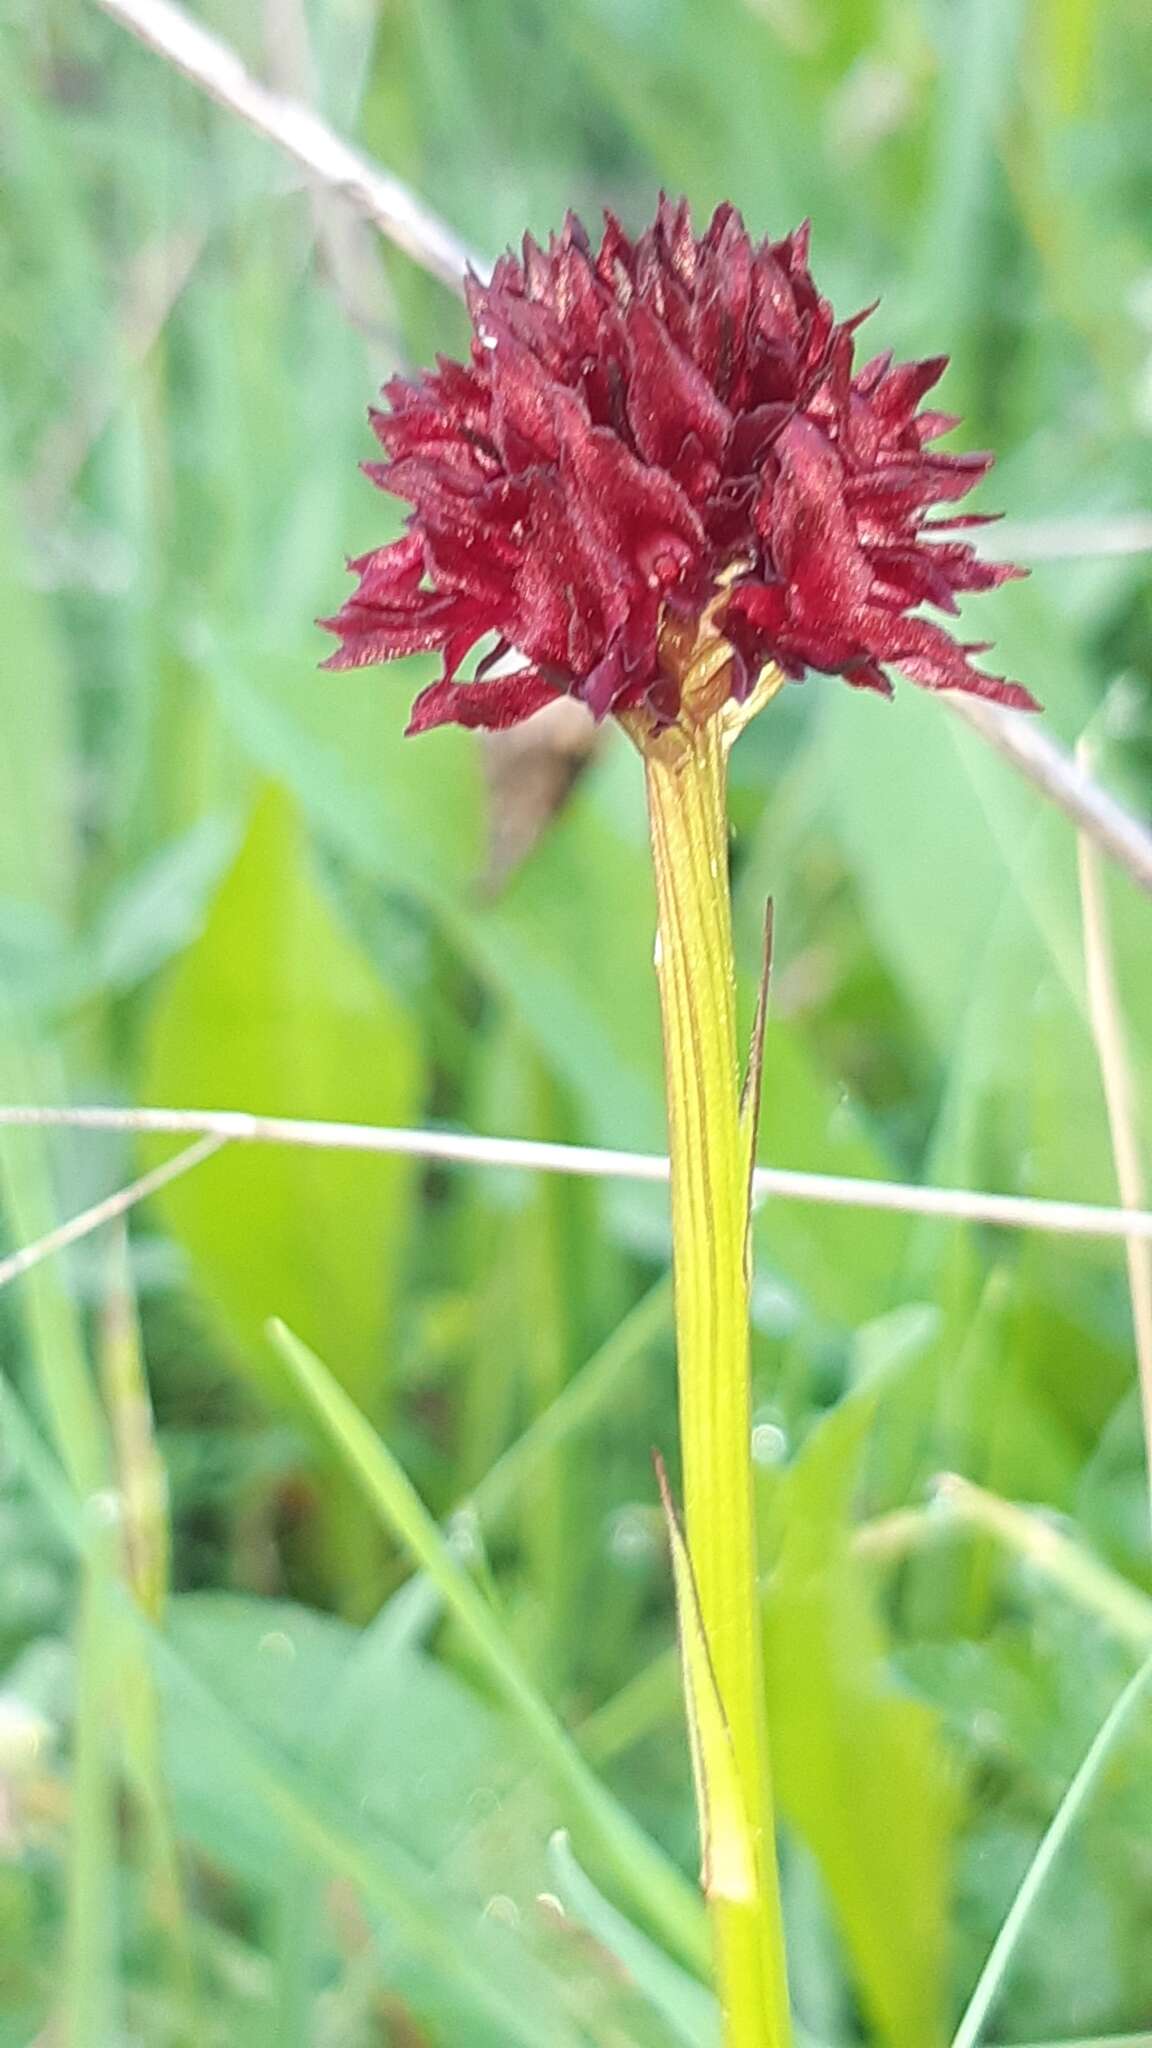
top-left (214, 650), bottom-right (666, 1149)
top-left (142, 784), bottom-right (422, 1424)
top-left (165, 1592), bottom-right (502, 1874)
top-left (766, 1322), bottom-right (960, 2048)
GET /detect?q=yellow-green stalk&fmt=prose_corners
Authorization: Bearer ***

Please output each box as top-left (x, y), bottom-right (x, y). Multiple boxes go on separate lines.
top-left (628, 631), bottom-right (791, 2048)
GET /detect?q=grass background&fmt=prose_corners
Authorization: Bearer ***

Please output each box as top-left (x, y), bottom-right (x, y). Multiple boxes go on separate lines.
top-left (2, 0), bottom-right (1152, 2041)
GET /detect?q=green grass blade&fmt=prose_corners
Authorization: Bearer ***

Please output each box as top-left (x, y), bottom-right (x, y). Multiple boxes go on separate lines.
top-left (0, 1364), bottom-right (84, 1552)
top-left (267, 1316), bottom-right (710, 1976)
top-left (472, 1272), bottom-right (672, 1530)
top-left (59, 1526), bottom-right (121, 2048)
top-left (0, 1046), bottom-right (109, 1499)
top-left (548, 1828), bottom-right (720, 2048)
top-left (992, 2036), bottom-right (1152, 2048)
top-left (952, 1655), bottom-right (1152, 2048)
top-left (97, 1229), bottom-right (200, 2038)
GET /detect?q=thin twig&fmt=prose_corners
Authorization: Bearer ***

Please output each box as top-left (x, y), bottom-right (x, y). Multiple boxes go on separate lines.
top-left (0, 1136), bottom-right (225, 1292)
top-left (949, 696), bottom-right (1152, 900)
top-left (90, 0), bottom-right (483, 294)
top-left (259, 0), bottom-right (403, 352)
top-left (1076, 746), bottom-right (1152, 1502)
top-left (2, 1106), bottom-right (1152, 1245)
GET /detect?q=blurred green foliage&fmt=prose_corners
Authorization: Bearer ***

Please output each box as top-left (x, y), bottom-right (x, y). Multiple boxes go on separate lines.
top-left (1, 0), bottom-right (1151, 2041)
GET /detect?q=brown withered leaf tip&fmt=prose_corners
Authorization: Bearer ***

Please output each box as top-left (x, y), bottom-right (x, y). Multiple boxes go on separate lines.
top-left (322, 197), bottom-right (1035, 733)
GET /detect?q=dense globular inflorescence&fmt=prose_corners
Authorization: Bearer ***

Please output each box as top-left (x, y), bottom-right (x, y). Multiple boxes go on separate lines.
top-left (323, 198), bottom-right (1034, 733)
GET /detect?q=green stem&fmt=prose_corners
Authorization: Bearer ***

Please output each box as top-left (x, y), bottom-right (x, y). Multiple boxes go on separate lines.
top-left (644, 712), bottom-right (791, 2048)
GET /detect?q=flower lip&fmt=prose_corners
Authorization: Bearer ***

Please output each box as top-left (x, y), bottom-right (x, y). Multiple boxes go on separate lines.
top-left (322, 196), bottom-right (1037, 733)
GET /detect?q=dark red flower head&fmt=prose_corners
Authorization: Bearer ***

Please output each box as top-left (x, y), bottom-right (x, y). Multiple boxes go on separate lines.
top-left (322, 198), bottom-right (1035, 733)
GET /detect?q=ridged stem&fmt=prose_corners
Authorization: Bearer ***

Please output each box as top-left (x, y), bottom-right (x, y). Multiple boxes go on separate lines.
top-left (643, 711), bottom-right (791, 2048)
